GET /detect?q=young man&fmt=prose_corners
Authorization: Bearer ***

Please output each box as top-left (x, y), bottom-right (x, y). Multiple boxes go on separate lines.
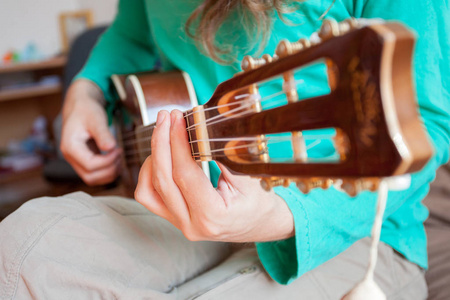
top-left (1, 0), bottom-right (449, 298)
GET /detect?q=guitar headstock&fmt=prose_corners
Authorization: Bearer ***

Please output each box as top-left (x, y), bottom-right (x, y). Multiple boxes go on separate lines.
top-left (187, 19), bottom-right (433, 196)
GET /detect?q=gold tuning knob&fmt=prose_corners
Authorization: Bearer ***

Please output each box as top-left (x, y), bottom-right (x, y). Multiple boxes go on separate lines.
top-left (340, 179), bottom-right (361, 197)
top-left (275, 40), bottom-right (292, 58)
top-left (339, 178), bottom-right (380, 197)
top-left (318, 19), bottom-right (340, 40)
top-left (296, 178), bottom-right (334, 194)
top-left (361, 178), bottom-right (380, 192)
top-left (296, 179), bottom-right (313, 194)
top-left (338, 18), bottom-right (358, 35)
top-left (276, 38), bottom-right (311, 58)
top-left (319, 178), bottom-right (333, 189)
top-left (260, 177), bottom-right (290, 192)
top-left (241, 54), bottom-right (273, 72)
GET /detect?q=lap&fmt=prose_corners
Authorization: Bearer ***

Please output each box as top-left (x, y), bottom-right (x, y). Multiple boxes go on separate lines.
top-left (0, 192), bottom-right (427, 300)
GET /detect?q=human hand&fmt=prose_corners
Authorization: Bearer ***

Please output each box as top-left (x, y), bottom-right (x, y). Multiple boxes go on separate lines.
top-left (135, 110), bottom-right (295, 242)
top-left (61, 79), bottom-right (122, 186)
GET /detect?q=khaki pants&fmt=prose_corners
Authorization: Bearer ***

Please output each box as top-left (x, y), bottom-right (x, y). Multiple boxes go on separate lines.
top-left (0, 192), bottom-right (427, 300)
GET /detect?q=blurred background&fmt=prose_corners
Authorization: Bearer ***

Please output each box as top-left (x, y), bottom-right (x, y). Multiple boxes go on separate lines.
top-left (0, 0), bottom-right (120, 220)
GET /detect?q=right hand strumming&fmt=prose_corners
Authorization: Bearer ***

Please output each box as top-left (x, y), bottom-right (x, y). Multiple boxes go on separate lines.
top-left (60, 79), bottom-right (122, 186)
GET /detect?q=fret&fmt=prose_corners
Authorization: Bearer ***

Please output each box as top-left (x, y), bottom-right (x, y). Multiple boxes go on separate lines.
top-left (132, 109), bottom-right (203, 164)
top-left (135, 124), bottom-right (154, 164)
top-left (184, 109), bottom-right (200, 160)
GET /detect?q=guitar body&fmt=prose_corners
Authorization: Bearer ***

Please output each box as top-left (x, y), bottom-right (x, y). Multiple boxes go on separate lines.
top-left (113, 71), bottom-right (210, 195)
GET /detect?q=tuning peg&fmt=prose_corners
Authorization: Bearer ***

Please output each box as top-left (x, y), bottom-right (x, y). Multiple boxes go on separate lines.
top-left (318, 178), bottom-right (334, 189)
top-left (275, 40), bottom-right (292, 58)
top-left (296, 179), bottom-right (312, 194)
top-left (260, 177), bottom-right (290, 192)
top-left (276, 38), bottom-right (312, 59)
top-left (361, 178), bottom-right (380, 192)
top-left (241, 54), bottom-right (273, 72)
top-left (339, 178), bottom-right (380, 196)
top-left (318, 19), bottom-right (340, 40)
top-left (340, 179), bottom-right (361, 197)
top-left (338, 18), bottom-right (358, 34)
top-left (296, 178), bottom-right (334, 193)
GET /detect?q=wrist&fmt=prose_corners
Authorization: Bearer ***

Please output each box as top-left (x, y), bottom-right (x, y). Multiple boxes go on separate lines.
top-left (249, 193), bottom-right (294, 243)
top-left (63, 79), bottom-right (106, 119)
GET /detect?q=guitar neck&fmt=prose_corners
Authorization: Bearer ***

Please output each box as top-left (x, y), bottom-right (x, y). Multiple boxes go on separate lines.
top-left (130, 109), bottom-right (200, 164)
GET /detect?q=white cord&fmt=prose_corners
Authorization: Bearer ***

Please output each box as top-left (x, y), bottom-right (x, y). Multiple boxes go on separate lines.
top-left (341, 179), bottom-right (388, 300)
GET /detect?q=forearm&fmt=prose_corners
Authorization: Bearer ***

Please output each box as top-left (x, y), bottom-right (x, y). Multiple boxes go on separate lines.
top-left (75, 0), bottom-right (158, 102)
top-left (62, 79), bottom-right (105, 120)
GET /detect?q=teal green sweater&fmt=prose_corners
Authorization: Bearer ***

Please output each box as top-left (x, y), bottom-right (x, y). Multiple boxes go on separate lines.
top-left (76, 0), bottom-right (450, 285)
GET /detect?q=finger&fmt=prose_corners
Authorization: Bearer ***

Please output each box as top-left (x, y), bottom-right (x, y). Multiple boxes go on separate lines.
top-left (151, 110), bottom-right (190, 223)
top-left (66, 139), bottom-right (122, 173)
top-left (135, 156), bottom-right (177, 225)
top-left (169, 110), bottom-right (219, 210)
top-left (215, 162), bottom-right (262, 197)
top-left (69, 155), bottom-right (121, 186)
top-left (88, 117), bottom-right (117, 152)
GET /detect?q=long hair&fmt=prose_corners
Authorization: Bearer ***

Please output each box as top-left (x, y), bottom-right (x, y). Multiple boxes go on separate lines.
top-left (185, 0), bottom-right (302, 64)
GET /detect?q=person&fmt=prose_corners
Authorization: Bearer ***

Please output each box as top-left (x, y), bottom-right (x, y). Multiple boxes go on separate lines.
top-left (0, 0), bottom-right (449, 299)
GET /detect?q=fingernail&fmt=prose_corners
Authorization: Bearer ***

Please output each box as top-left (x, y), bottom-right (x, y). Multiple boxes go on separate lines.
top-left (156, 111), bottom-right (166, 126)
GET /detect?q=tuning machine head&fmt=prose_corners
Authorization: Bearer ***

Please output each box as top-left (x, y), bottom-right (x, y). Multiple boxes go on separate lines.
top-left (296, 178), bottom-right (334, 193)
top-left (339, 178), bottom-right (380, 197)
top-left (276, 38), bottom-right (312, 58)
top-left (241, 54), bottom-right (273, 72)
top-left (260, 177), bottom-right (291, 192)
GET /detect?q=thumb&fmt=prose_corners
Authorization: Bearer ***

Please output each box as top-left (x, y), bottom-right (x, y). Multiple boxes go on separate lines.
top-left (216, 162), bottom-right (250, 188)
top-left (89, 120), bottom-right (116, 152)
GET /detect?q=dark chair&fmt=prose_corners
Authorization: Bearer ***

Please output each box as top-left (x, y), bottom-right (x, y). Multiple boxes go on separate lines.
top-left (43, 26), bottom-right (108, 182)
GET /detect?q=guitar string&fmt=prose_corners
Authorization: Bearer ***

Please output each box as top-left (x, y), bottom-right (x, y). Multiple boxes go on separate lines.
top-left (121, 90), bottom-right (283, 142)
top-left (121, 85), bottom-right (290, 141)
top-left (127, 139), bottom-right (323, 160)
top-left (123, 135), bottom-right (328, 157)
top-left (121, 98), bottom-right (256, 146)
top-left (123, 137), bottom-right (324, 160)
top-left (121, 92), bottom-right (289, 148)
top-left (120, 95), bottom-right (257, 140)
top-left (124, 139), bottom-right (333, 165)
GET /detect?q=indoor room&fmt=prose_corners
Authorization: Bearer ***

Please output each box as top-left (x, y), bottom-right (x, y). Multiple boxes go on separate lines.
top-left (0, 1), bottom-right (448, 299)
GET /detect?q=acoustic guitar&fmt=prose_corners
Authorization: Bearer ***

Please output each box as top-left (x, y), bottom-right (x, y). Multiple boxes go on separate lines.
top-left (110, 19), bottom-right (433, 197)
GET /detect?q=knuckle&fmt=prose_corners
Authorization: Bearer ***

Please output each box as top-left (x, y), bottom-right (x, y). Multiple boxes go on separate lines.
top-left (82, 175), bottom-right (96, 186)
top-left (152, 175), bottom-right (166, 194)
top-left (150, 134), bottom-right (159, 149)
top-left (182, 229), bottom-right (200, 242)
top-left (172, 167), bottom-right (193, 190)
top-left (197, 219), bottom-right (221, 240)
top-left (134, 185), bottom-right (146, 204)
top-left (172, 170), bottom-right (185, 187)
top-left (60, 143), bottom-right (69, 157)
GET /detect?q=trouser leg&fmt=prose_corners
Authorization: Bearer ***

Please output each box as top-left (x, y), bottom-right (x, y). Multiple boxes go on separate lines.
top-left (176, 238), bottom-right (427, 300)
top-left (0, 192), bottom-right (231, 300)
top-left (0, 192), bottom-right (427, 300)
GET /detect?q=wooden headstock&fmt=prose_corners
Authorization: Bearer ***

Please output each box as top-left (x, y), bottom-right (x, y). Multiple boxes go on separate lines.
top-left (187, 19), bottom-right (433, 196)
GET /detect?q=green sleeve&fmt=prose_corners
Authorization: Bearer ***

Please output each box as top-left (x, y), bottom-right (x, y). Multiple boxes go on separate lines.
top-left (75, 0), bottom-right (158, 103)
top-left (256, 0), bottom-right (450, 284)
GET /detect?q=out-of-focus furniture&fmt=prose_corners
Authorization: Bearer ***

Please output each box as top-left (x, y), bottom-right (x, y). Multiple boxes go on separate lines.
top-left (0, 57), bottom-right (66, 218)
top-left (0, 26), bottom-right (126, 221)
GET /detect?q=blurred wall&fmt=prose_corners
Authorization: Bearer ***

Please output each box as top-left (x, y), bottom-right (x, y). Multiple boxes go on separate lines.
top-left (0, 0), bottom-right (118, 59)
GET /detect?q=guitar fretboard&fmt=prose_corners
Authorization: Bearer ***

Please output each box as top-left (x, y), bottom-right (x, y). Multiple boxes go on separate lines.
top-left (126, 109), bottom-right (197, 164)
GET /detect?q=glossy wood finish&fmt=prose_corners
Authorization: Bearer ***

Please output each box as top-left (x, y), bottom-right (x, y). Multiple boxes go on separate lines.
top-left (114, 71), bottom-right (194, 193)
top-left (199, 23), bottom-right (432, 178)
top-left (112, 21), bottom-right (433, 195)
